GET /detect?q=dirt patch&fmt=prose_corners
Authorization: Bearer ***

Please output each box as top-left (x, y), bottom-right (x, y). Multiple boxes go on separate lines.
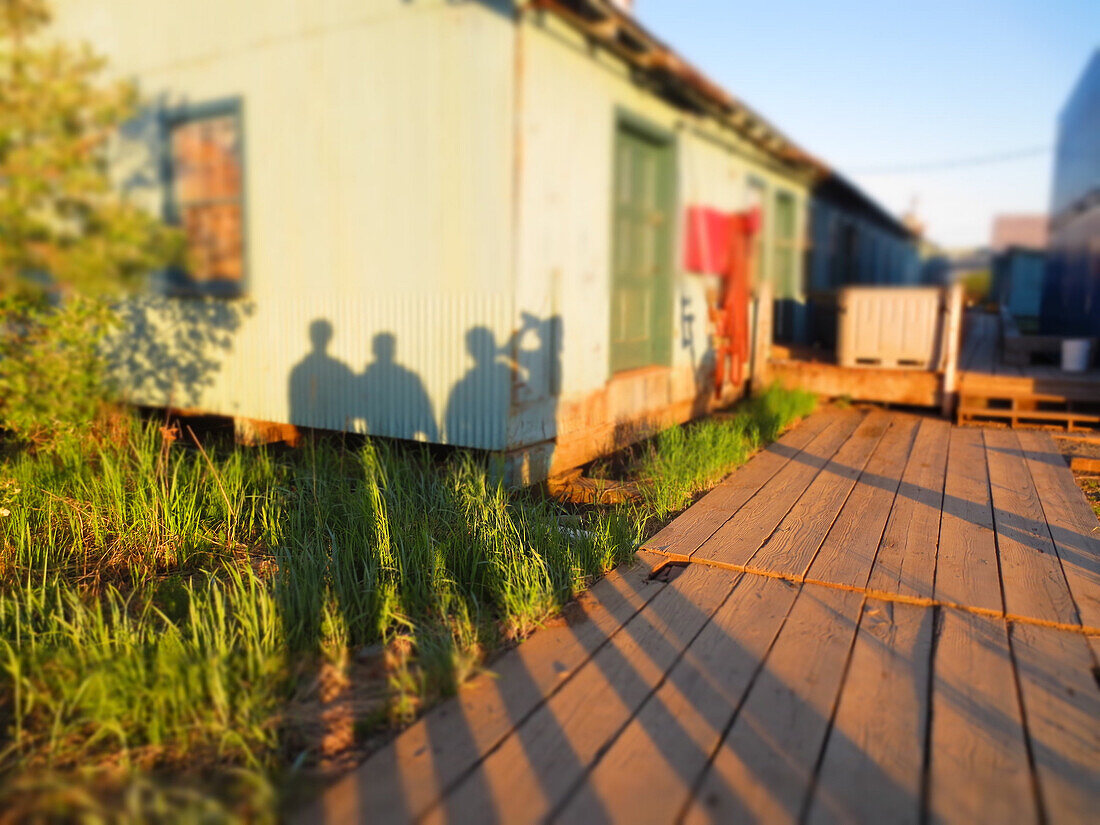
top-left (1076, 476), bottom-right (1100, 521)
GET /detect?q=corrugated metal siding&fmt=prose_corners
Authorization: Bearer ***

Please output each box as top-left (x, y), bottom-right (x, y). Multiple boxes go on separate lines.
top-left (59, 0), bottom-right (519, 450)
top-left (120, 293), bottom-right (514, 448)
top-left (510, 13), bottom-right (813, 448)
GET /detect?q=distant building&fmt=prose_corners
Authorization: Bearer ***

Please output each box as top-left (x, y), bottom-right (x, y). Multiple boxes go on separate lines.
top-left (990, 214), bottom-right (1048, 325)
top-left (990, 214), bottom-right (1048, 253)
top-left (1043, 49), bottom-right (1100, 337)
top-left (804, 174), bottom-right (919, 346)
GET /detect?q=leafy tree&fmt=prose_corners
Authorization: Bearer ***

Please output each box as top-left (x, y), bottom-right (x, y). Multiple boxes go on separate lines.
top-left (0, 0), bottom-right (181, 446)
top-left (0, 0), bottom-right (180, 295)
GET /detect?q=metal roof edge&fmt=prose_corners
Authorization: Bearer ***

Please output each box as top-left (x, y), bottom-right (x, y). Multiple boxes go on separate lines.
top-left (527, 0), bottom-right (829, 180)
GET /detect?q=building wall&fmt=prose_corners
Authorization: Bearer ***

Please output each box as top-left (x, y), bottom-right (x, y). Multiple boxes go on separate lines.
top-left (805, 198), bottom-right (919, 346)
top-left (1044, 49), bottom-right (1100, 339)
top-left (509, 11), bottom-right (812, 462)
top-left (53, 0), bottom-right (519, 448)
top-left (808, 202), bottom-right (917, 292)
top-left (53, 0), bottom-right (815, 469)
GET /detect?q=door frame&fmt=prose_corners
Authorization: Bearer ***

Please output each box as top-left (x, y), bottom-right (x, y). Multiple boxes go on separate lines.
top-left (608, 108), bottom-right (678, 378)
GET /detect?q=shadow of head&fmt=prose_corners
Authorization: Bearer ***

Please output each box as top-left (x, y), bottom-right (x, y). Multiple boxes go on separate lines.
top-left (309, 318), bottom-right (335, 352)
top-left (465, 326), bottom-right (497, 364)
top-left (372, 332), bottom-right (396, 363)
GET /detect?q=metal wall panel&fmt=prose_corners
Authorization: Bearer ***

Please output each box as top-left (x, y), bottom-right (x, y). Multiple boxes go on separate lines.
top-left (510, 13), bottom-right (813, 448)
top-left (56, 0), bottom-right (518, 449)
top-left (119, 293), bottom-right (514, 448)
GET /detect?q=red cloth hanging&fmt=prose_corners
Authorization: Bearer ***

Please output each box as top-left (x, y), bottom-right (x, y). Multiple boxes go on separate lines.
top-left (684, 206), bottom-right (732, 274)
top-left (711, 208), bottom-right (760, 396)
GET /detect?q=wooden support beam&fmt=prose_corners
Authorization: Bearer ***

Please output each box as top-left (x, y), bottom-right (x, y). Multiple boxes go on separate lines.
top-left (750, 280), bottom-right (773, 394)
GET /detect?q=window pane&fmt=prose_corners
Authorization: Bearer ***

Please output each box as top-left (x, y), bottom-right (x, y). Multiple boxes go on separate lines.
top-left (181, 201), bottom-right (243, 282)
top-left (169, 109), bottom-right (244, 289)
top-left (774, 192), bottom-right (796, 239)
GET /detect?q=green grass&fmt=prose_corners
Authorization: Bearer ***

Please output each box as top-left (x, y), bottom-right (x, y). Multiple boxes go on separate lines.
top-left (620, 383), bottom-right (817, 519)
top-left (0, 385), bottom-right (815, 820)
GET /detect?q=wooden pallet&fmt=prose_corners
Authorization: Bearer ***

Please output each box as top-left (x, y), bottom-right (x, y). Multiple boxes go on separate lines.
top-left (957, 391), bottom-right (1100, 431)
top-left (844, 355), bottom-right (934, 369)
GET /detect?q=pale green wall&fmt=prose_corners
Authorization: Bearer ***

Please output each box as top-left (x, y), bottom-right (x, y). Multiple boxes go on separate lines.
top-left (510, 12), bottom-right (812, 445)
top-left (53, 0), bottom-right (519, 448)
top-left (51, 0), bottom-right (813, 454)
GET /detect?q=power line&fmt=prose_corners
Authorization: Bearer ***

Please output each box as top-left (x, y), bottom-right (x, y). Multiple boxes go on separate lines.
top-left (848, 144), bottom-right (1051, 175)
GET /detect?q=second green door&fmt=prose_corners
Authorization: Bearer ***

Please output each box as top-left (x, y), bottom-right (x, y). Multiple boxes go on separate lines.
top-left (610, 121), bottom-right (674, 374)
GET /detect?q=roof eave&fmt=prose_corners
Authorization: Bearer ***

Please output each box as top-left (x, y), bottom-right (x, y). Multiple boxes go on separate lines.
top-left (529, 0), bottom-right (827, 180)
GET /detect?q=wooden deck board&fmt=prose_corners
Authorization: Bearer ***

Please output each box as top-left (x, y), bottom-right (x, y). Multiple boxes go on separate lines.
top-left (805, 601), bottom-right (934, 825)
top-left (422, 563), bottom-right (741, 824)
top-left (691, 410), bottom-right (865, 566)
top-left (682, 587), bottom-right (865, 825)
top-left (935, 427), bottom-right (1003, 614)
top-left (985, 428), bottom-right (1081, 627)
top-left (1015, 429), bottom-right (1100, 629)
top-left (555, 574), bottom-right (800, 824)
top-left (927, 610), bottom-right (1038, 825)
top-left (868, 418), bottom-right (951, 600)
top-left (741, 411), bottom-right (889, 578)
top-left (805, 414), bottom-right (920, 589)
top-left (1010, 622), bottom-right (1100, 822)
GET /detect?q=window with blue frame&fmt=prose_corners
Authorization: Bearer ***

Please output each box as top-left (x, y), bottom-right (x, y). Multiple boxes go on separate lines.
top-left (164, 101), bottom-right (245, 296)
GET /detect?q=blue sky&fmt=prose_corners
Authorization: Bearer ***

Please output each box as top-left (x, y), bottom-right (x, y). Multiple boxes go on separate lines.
top-left (633, 0), bottom-right (1098, 249)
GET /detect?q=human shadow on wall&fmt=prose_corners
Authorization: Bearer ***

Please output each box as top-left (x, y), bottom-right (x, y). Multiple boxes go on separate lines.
top-left (361, 332), bottom-right (439, 442)
top-left (288, 319), bottom-right (357, 432)
top-left (285, 313), bottom-right (562, 450)
top-left (444, 312), bottom-right (561, 452)
top-left (288, 321), bottom-right (440, 441)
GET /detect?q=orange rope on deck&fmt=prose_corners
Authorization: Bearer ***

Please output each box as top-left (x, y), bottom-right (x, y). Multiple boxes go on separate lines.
top-left (643, 551), bottom-right (1100, 636)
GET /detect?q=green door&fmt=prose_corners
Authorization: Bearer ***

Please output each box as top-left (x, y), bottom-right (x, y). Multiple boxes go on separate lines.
top-left (610, 122), bottom-right (674, 374)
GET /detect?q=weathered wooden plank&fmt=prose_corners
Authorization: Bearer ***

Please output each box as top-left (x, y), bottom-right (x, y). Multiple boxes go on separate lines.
top-left (683, 587), bottom-right (866, 825)
top-left (869, 418), bottom-right (950, 600)
top-left (768, 360), bottom-right (942, 407)
top-left (1011, 622), bottom-right (1100, 822)
top-left (984, 428), bottom-right (1081, 627)
top-left (300, 550), bottom-right (666, 825)
top-left (1016, 429), bottom-right (1100, 630)
top-left (691, 410), bottom-right (865, 566)
top-left (805, 415), bottom-right (920, 589)
top-left (805, 601), bottom-right (934, 825)
top-left (423, 563), bottom-right (741, 824)
top-left (927, 610), bottom-right (1039, 825)
top-left (556, 575), bottom-right (801, 824)
top-left (642, 407), bottom-right (844, 556)
top-left (935, 427), bottom-right (1003, 614)
top-left (744, 410), bottom-right (890, 578)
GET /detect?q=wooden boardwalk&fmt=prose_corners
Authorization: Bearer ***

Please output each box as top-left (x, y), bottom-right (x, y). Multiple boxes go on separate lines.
top-left (304, 407), bottom-right (1100, 824)
top-left (957, 313), bottom-right (1100, 430)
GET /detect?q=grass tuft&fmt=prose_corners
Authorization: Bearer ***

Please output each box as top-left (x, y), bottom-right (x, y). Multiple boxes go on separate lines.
top-left (0, 384), bottom-right (815, 817)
